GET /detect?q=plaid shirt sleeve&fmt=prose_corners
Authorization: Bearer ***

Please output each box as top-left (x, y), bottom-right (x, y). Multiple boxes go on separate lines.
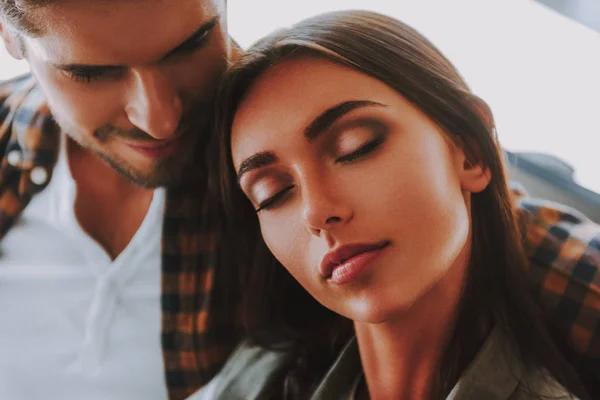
top-left (517, 196), bottom-right (600, 375)
top-left (161, 180), bottom-right (243, 400)
top-left (0, 75), bottom-right (59, 238)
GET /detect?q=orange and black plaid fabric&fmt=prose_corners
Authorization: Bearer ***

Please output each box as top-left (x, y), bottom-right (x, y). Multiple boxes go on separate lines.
top-left (1, 75), bottom-right (598, 397)
top-left (518, 198), bottom-right (600, 379)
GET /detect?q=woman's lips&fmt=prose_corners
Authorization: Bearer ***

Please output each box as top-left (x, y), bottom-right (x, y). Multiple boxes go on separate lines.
top-left (320, 241), bottom-right (390, 285)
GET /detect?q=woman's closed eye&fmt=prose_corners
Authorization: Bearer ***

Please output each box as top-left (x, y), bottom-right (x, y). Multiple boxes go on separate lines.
top-left (256, 185), bottom-right (295, 212)
top-left (335, 137), bottom-right (385, 163)
top-left (331, 118), bottom-right (388, 164)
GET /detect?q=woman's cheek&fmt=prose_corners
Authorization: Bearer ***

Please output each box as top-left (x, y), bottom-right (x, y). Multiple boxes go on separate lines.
top-left (261, 216), bottom-right (300, 266)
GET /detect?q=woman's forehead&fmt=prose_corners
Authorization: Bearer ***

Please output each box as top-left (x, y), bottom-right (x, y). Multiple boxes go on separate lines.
top-left (230, 57), bottom-right (401, 153)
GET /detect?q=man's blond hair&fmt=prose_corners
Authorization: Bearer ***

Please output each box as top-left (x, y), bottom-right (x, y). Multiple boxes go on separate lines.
top-left (0, 0), bottom-right (53, 36)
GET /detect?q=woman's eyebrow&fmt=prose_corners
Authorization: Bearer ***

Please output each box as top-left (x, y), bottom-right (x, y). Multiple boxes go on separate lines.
top-left (304, 100), bottom-right (386, 142)
top-left (237, 151), bottom-right (279, 182)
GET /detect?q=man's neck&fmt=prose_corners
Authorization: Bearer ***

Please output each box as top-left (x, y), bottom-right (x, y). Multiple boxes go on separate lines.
top-left (67, 138), bottom-right (155, 260)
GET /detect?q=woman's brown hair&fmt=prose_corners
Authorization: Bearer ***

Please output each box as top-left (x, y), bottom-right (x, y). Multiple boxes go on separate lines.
top-left (213, 10), bottom-right (590, 399)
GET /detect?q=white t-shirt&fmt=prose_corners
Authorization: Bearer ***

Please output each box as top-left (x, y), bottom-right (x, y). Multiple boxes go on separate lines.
top-left (0, 135), bottom-right (169, 400)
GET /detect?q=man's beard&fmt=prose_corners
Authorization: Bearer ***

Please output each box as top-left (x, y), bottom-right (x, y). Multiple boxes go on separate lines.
top-left (53, 107), bottom-right (212, 189)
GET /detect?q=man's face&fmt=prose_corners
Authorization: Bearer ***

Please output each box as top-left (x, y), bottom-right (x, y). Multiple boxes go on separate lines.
top-left (8, 0), bottom-right (230, 187)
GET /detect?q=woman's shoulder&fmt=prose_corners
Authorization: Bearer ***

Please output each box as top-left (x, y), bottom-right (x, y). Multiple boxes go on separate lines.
top-left (511, 369), bottom-right (578, 400)
top-left (206, 337), bottom-right (363, 400)
top-left (449, 325), bottom-right (581, 400)
top-left (206, 340), bottom-right (293, 400)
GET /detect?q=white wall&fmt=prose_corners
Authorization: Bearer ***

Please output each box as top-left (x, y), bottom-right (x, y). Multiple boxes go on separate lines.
top-left (0, 45), bottom-right (28, 80)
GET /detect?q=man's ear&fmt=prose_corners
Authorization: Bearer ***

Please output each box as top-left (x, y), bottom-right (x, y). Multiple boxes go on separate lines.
top-left (0, 19), bottom-right (25, 60)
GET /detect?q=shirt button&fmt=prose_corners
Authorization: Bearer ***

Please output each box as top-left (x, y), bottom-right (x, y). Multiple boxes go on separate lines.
top-left (30, 166), bottom-right (49, 185)
top-left (7, 150), bottom-right (22, 167)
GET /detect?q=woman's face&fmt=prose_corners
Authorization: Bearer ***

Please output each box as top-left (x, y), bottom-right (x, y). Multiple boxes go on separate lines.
top-left (231, 57), bottom-right (489, 323)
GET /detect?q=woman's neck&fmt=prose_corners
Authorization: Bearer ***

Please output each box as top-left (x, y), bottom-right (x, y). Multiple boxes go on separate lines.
top-left (354, 247), bottom-right (471, 400)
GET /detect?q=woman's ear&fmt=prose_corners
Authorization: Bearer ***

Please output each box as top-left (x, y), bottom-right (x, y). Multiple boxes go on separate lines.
top-left (456, 94), bottom-right (494, 193)
top-left (459, 154), bottom-right (491, 194)
top-left (0, 20), bottom-right (25, 60)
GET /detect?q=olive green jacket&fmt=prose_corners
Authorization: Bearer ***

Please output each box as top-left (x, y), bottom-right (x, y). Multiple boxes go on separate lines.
top-left (208, 326), bottom-right (577, 399)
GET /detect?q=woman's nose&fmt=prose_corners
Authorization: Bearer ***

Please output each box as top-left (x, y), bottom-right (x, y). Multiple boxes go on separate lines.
top-left (301, 179), bottom-right (353, 237)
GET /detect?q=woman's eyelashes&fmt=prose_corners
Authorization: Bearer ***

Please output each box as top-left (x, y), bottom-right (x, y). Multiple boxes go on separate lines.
top-left (256, 185), bottom-right (295, 212)
top-left (331, 118), bottom-right (388, 164)
top-left (335, 136), bottom-right (385, 164)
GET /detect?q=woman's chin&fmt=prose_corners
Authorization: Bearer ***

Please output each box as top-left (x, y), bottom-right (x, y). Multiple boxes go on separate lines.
top-left (338, 294), bottom-right (418, 325)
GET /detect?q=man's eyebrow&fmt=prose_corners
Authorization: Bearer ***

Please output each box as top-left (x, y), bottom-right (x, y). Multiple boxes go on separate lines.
top-left (237, 151), bottom-right (279, 182)
top-left (50, 17), bottom-right (220, 72)
top-left (161, 16), bottom-right (219, 60)
top-left (304, 100), bottom-right (386, 142)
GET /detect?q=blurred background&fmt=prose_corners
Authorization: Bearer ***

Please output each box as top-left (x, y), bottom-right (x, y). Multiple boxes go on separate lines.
top-left (2, 0), bottom-right (599, 217)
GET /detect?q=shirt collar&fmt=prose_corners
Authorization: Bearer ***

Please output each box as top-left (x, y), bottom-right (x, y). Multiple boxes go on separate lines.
top-left (311, 326), bottom-right (527, 400)
top-left (447, 326), bottom-right (523, 399)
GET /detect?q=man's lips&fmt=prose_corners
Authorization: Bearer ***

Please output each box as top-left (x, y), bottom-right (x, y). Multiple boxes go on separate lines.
top-left (319, 241), bottom-right (390, 281)
top-left (125, 135), bottom-right (185, 159)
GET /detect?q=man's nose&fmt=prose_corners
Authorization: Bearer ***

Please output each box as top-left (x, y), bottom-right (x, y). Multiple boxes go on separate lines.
top-left (125, 68), bottom-right (183, 140)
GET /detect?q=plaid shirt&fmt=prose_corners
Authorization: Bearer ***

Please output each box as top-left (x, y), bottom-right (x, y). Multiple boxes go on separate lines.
top-left (0, 75), bottom-right (598, 398)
